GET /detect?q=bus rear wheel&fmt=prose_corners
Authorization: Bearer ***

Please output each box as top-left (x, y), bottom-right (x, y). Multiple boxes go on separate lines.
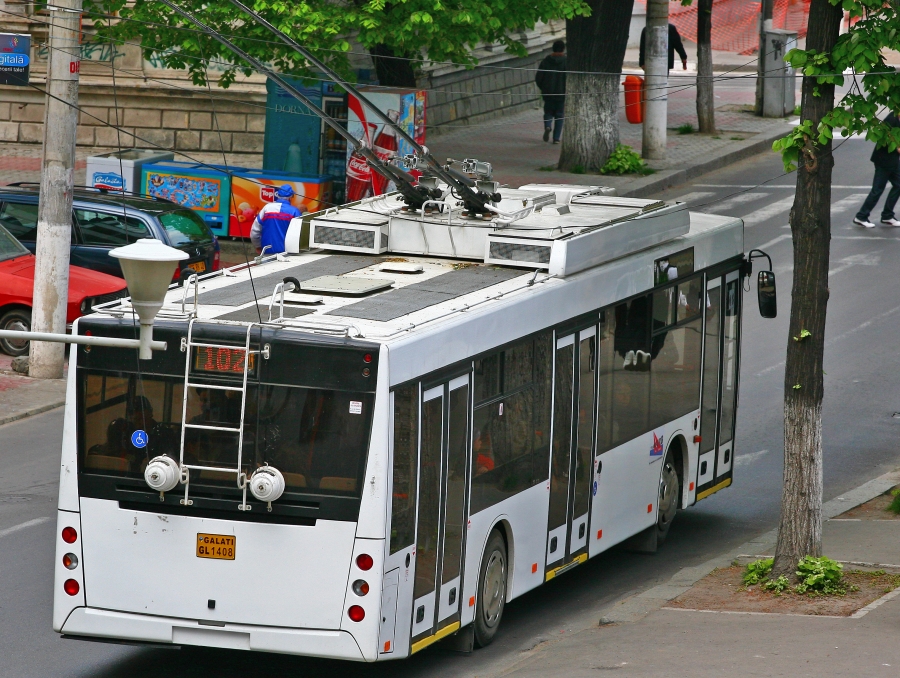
top-left (656, 450), bottom-right (680, 545)
top-left (474, 529), bottom-right (507, 648)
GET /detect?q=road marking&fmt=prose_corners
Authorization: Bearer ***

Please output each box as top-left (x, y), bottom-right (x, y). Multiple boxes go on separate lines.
top-left (673, 191), bottom-right (715, 204)
top-left (829, 252), bottom-right (880, 277)
top-left (0, 517), bottom-right (51, 539)
top-left (831, 193), bottom-right (867, 214)
top-left (704, 191), bottom-right (770, 214)
top-left (750, 234), bottom-right (791, 251)
top-left (743, 196), bottom-right (796, 227)
top-left (734, 449), bottom-right (769, 467)
top-left (694, 184), bottom-right (871, 189)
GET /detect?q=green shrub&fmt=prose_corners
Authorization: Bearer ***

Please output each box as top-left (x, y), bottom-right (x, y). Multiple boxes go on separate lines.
top-left (795, 556), bottom-right (845, 595)
top-left (743, 558), bottom-right (774, 585)
top-left (763, 575), bottom-right (791, 594)
top-left (600, 145), bottom-right (650, 175)
top-left (888, 488), bottom-right (900, 514)
top-left (676, 123), bottom-right (695, 134)
top-left (572, 164), bottom-right (586, 175)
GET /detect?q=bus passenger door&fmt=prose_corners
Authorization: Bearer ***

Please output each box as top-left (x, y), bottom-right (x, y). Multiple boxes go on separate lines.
top-left (714, 273), bottom-right (741, 483)
top-left (546, 328), bottom-right (596, 575)
top-left (410, 376), bottom-right (470, 648)
top-left (697, 277), bottom-right (721, 490)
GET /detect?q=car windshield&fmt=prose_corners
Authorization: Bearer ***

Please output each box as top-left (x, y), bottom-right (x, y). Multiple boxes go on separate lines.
top-left (0, 222), bottom-right (30, 263)
top-left (158, 209), bottom-right (212, 247)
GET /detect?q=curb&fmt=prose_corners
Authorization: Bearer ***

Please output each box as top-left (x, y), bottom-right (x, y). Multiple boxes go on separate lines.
top-left (619, 125), bottom-right (792, 199)
top-left (0, 398), bottom-right (66, 428)
top-left (600, 467), bottom-right (900, 625)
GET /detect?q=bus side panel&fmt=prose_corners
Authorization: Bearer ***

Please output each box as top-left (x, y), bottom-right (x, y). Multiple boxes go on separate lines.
top-left (355, 345), bottom-right (391, 540)
top-left (463, 481), bottom-right (549, 626)
top-left (58, 318), bottom-right (81, 513)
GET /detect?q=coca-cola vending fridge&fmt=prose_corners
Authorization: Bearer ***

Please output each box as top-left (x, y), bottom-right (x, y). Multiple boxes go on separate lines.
top-left (345, 87), bottom-right (426, 202)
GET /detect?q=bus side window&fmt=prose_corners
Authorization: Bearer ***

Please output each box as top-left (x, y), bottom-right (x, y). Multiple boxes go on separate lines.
top-left (390, 384), bottom-right (418, 554)
top-left (609, 297), bottom-right (651, 446)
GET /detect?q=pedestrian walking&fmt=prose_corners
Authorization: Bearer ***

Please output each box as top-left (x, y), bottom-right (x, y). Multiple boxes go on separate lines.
top-left (535, 40), bottom-right (567, 144)
top-left (854, 112), bottom-right (900, 228)
top-left (250, 184), bottom-right (302, 253)
top-left (639, 23), bottom-right (688, 72)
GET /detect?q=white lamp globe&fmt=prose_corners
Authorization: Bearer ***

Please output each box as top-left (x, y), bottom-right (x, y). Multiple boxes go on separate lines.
top-left (109, 238), bottom-right (188, 358)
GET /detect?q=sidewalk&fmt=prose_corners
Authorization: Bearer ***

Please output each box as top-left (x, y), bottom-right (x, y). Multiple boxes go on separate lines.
top-left (0, 355), bottom-right (67, 427)
top-left (495, 469), bottom-right (900, 677)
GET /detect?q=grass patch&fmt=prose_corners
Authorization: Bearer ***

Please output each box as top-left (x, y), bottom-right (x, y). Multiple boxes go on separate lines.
top-left (676, 123), bottom-right (695, 134)
top-left (888, 487), bottom-right (900, 514)
top-left (712, 135), bottom-right (721, 139)
top-left (729, 136), bottom-right (744, 141)
top-left (599, 144), bottom-right (653, 176)
top-left (571, 164), bottom-right (586, 175)
top-left (538, 165), bottom-right (555, 172)
top-left (793, 104), bottom-right (801, 116)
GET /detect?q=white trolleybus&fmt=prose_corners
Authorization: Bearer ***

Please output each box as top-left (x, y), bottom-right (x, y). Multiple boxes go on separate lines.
top-left (53, 176), bottom-right (771, 661)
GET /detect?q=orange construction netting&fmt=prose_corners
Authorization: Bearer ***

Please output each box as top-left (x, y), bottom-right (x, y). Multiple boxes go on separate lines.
top-left (635, 0), bottom-right (811, 55)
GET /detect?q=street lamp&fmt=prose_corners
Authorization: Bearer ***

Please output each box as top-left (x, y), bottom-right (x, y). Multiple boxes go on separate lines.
top-left (0, 238), bottom-right (187, 359)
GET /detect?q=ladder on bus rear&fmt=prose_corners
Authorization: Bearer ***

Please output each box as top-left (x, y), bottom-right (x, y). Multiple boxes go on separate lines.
top-left (178, 319), bottom-right (268, 510)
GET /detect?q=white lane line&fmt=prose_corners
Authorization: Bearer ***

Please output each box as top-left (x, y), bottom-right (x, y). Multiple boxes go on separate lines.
top-left (829, 252), bottom-right (880, 277)
top-left (694, 184), bottom-right (871, 189)
top-left (704, 191), bottom-right (771, 214)
top-left (750, 233), bottom-right (791, 251)
top-left (743, 196), bottom-right (797, 227)
top-left (734, 449), bottom-right (769, 467)
top-left (0, 516), bottom-right (51, 539)
top-left (673, 191), bottom-right (715, 204)
top-left (831, 193), bottom-right (868, 213)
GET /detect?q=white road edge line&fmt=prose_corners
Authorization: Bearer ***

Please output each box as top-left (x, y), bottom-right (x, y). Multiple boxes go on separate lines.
top-left (0, 517), bottom-right (52, 539)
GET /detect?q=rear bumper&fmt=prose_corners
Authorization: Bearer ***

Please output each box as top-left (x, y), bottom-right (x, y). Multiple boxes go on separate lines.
top-left (60, 607), bottom-right (366, 661)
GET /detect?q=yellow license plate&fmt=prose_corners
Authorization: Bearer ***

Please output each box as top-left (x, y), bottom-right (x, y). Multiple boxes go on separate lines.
top-left (187, 261), bottom-right (206, 273)
top-left (197, 533), bottom-right (235, 560)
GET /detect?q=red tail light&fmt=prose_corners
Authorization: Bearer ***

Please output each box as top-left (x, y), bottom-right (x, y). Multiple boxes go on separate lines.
top-left (213, 249), bottom-right (221, 271)
top-left (356, 553), bottom-right (373, 571)
top-left (347, 605), bottom-right (365, 622)
top-left (64, 579), bottom-right (80, 596)
top-left (62, 527), bottom-right (77, 544)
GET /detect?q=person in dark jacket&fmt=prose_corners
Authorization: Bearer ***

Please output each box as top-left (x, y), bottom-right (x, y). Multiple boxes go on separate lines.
top-left (535, 40), bottom-right (567, 144)
top-left (855, 112), bottom-right (900, 228)
top-left (639, 23), bottom-right (688, 72)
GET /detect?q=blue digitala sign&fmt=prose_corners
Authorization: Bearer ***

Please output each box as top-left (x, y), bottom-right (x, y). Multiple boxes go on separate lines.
top-left (131, 429), bottom-right (149, 449)
top-left (0, 33), bottom-right (30, 87)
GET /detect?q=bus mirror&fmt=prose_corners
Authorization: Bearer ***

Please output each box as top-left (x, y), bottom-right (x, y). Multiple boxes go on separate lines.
top-left (757, 270), bottom-right (777, 318)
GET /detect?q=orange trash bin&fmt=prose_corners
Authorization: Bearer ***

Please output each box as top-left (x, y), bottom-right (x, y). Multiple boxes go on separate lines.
top-left (624, 75), bottom-right (644, 124)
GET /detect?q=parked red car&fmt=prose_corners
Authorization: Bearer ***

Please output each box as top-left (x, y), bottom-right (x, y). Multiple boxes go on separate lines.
top-left (0, 222), bottom-right (127, 356)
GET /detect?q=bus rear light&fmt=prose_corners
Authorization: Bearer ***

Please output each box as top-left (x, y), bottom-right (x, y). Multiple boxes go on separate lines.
top-left (356, 553), bottom-right (373, 571)
top-left (352, 579), bottom-right (369, 596)
top-left (64, 579), bottom-right (80, 596)
top-left (62, 527), bottom-right (77, 544)
top-left (63, 553), bottom-right (78, 570)
top-left (347, 605), bottom-right (365, 622)
top-left (363, 353), bottom-right (372, 363)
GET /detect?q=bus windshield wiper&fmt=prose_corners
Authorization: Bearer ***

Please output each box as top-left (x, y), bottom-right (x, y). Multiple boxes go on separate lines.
top-left (157, 0), bottom-right (439, 211)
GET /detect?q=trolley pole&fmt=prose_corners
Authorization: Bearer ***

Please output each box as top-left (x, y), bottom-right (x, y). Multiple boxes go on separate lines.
top-left (29, 0), bottom-right (82, 379)
top-left (642, 0), bottom-right (669, 160)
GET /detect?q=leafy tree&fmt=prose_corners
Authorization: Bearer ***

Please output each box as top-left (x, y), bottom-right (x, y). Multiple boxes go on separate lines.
top-left (770, 0), bottom-right (900, 577)
top-left (83, 0), bottom-right (589, 88)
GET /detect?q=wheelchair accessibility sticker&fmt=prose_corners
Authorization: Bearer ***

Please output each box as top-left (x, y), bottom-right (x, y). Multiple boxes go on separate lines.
top-left (131, 430), bottom-right (148, 449)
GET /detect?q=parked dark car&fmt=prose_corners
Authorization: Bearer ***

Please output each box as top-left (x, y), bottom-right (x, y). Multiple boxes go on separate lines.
top-left (0, 185), bottom-right (220, 280)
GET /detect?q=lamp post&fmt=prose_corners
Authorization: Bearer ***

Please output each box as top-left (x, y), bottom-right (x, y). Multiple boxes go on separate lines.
top-left (0, 239), bottom-right (187, 360)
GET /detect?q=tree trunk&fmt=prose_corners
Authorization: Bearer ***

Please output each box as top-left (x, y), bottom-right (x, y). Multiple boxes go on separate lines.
top-left (369, 44), bottom-right (417, 87)
top-left (696, 0), bottom-right (715, 133)
top-left (558, 0), bottom-right (634, 172)
top-left (770, 0), bottom-right (843, 579)
top-left (755, 0), bottom-right (774, 116)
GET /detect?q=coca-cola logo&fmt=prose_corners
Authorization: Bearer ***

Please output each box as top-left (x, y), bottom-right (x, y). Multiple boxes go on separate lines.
top-left (260, 186), bottom-right (275, 202)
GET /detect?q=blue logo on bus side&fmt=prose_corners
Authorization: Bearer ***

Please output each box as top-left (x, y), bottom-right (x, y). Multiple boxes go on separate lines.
top-left (92, 171), bottom-right (124, 190)
top-left (131, 429), bottom-right (148, 448)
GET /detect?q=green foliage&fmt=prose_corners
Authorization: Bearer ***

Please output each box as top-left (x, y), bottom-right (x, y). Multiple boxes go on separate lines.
top-left (763, 575), bottom-right (792, 594)
top-left (743, 558), bottom-right (774, 585)
top-left (600, 145), bottom-right (650, 175)
top-left (793, 329), bottom-right (812, 341)
top-left (571, 164), bottom-right (586, 175)
top-left (795, 556), bottom-right (845, 594)
top-left (676, 123), bottom-right (695, 134)
top-left (775, 0), bottom-right (900, 169)
top-left (888, 488), bottom-right (900, 514)
top-left (82, 0), bottom-right (592, 87)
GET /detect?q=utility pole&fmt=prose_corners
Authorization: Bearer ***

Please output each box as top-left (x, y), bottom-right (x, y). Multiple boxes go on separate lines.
top-left (29, 0), bottom-right (81, 379)
top-left (755, 0), bottom-right (774, 115)
top-left (642, 0), bottom-right (668, 160)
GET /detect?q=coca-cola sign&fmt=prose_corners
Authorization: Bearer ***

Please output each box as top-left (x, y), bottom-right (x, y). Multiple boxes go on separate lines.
top-left (260, 185), bottom-right (276, 202)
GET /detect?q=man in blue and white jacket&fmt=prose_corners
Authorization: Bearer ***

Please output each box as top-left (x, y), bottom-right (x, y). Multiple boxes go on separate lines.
top-left (250, 184), bottom-right (302, 253)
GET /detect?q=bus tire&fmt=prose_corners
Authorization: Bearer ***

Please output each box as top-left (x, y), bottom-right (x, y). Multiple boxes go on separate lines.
top-left (474, 529), bottom-right (507, 648)
top-left (0, 308), bottom-right (31, 357)
top-left (656, 449), bottom-right (680, 545)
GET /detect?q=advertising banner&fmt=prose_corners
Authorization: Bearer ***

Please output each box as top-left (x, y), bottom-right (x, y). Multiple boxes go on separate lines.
top-left (0, 33), bottom-right (30, 87)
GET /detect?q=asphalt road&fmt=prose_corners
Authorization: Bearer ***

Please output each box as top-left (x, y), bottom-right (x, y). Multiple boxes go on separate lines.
top-left (3, 138), bottom-right (900, 678)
